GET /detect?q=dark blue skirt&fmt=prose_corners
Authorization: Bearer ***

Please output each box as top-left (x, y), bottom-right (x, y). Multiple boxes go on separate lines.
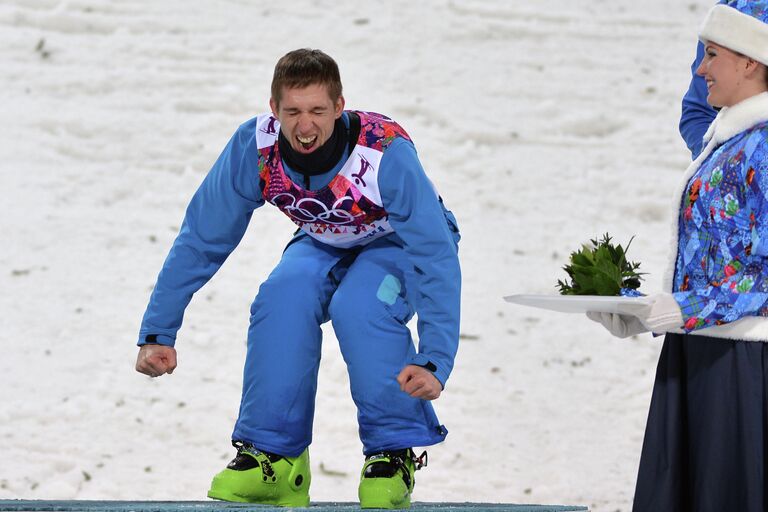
top-left (633, 332), bottom-right (768, 512)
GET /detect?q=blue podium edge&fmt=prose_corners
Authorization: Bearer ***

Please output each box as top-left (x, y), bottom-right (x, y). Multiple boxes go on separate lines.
top-left (0, 501), bottom-right (588, 512)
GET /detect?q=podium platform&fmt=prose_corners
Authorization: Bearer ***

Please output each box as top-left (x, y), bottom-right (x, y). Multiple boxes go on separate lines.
top-left (0, 501), bottom-right (588, 512)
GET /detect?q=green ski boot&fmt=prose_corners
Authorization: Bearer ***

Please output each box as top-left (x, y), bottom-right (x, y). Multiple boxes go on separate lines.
top-left (208, 442), bottom-right (311, 507)
top-left (358, 449), bottom-right (427, 509)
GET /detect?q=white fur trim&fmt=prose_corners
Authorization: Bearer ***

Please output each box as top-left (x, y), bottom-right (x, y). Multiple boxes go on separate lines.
top-left (673, 316), bottom-right (768, 342)
top-left (663, 92), bottom-right (768, 341)
top-left (699, 4), bottom-right (768, 66)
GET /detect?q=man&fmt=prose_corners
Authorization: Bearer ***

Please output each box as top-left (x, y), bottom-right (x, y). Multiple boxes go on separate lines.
top-left (135, 49), bottom-right (461, 509)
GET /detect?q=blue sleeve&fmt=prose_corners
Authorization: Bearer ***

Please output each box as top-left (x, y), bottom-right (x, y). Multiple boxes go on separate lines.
top-left (378, 138), bottom-right (461, 387)
top-left (138, 120), bottom-right (264, 346)
top-left (679, 35), bottom-right (718, 159)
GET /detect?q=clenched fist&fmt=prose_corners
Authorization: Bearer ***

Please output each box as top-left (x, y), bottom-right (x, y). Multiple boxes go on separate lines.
top-left (135, 344), bottom-right (177, 378)
top-left (397, 364), bottom-right (442, 400)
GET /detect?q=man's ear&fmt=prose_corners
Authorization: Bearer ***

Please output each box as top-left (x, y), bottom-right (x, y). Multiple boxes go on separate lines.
top-left (335, 95), bottom-right (345, 118)
top-left (269, 97), bottom-right (278, 117)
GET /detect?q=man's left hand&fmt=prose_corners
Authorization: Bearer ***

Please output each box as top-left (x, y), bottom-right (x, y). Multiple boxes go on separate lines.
top-left (397, 365), bottom-right (442, 400)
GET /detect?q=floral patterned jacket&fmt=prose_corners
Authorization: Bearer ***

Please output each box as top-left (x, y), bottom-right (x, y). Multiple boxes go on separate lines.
top-left (665, 92), bottom-right (768, 340)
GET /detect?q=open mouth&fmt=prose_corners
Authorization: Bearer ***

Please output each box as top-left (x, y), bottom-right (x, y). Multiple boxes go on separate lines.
top-left (296, 135), bottom-right (317, 152)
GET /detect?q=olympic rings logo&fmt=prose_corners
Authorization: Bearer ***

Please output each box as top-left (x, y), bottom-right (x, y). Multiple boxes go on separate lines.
top-left (270, 193), bottom-right (362, 225)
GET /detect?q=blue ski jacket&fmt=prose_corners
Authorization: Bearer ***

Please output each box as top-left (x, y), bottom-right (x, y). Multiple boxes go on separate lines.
top-left (138, 112), bottom-right (462, 386)
top-left (679, 0), bottom-right (725, 158)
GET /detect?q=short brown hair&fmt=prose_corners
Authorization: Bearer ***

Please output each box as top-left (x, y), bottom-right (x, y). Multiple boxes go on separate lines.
top-left (271, 49), bottom-right (343, 106)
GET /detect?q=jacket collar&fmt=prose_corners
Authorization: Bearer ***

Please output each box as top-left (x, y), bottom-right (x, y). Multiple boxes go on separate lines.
top-left (703, 91), bottom-right (768, 148)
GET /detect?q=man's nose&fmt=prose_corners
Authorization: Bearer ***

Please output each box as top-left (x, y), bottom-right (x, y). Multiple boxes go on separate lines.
top-left (296, 114), bottom-right (313, 133)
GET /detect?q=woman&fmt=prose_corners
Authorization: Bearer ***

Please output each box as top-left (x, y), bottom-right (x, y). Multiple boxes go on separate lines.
top-left (588, 2), bottom-right (768, 510)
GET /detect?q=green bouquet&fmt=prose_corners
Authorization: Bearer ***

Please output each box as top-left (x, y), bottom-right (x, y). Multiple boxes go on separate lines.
top-left (557, 234), bottom-right (644, 296)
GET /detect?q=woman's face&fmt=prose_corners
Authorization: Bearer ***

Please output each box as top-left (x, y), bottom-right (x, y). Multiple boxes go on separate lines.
top-left (696, 41), bottom-right (753, 108)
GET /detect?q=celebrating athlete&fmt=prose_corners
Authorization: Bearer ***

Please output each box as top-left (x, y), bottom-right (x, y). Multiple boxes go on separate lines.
top-left (134, 48), bottom-right (462, 509)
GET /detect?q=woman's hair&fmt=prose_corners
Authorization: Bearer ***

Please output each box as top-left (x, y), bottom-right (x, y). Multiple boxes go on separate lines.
top-left (271, 49), bottom-right (343, 106)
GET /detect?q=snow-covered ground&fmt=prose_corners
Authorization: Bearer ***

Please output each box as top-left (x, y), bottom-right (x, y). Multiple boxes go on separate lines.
top-left (0, 0), bottom-right (713, 510)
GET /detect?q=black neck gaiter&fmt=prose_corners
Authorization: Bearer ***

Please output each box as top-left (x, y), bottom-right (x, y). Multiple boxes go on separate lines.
top-left (278, 117), bottom-right (347, 177)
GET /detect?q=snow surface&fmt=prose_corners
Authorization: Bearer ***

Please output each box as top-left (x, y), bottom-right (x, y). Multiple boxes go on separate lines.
top-left (0, 0), bottom-right (714, 510)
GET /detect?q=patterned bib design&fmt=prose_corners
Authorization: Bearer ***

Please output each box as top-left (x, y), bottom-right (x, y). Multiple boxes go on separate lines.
top-left (256, 111), bottom-right (411, 248)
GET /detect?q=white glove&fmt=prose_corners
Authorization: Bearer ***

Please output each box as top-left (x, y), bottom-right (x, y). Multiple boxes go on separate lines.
top-left (586, 293), bottom-right (683, 339)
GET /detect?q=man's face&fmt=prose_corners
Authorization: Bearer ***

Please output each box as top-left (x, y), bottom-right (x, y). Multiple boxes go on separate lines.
top-left (270, 83), bottom-right (345, 154)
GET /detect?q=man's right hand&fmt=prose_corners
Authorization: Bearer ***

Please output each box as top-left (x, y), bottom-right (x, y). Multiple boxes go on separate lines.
top-left (135, 344), bottom-right (177, 377)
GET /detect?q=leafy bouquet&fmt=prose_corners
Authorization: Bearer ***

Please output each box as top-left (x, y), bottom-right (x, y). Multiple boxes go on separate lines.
top-left (557, 234), bottom-right (644, 296)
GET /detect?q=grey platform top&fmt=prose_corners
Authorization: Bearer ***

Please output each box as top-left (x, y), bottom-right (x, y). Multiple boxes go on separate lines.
top-left (0, 501), bottom-right (588, 512)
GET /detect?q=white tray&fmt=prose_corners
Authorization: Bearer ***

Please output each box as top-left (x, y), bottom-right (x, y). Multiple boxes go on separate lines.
top-left (504, 294), bottom-right (652, 314)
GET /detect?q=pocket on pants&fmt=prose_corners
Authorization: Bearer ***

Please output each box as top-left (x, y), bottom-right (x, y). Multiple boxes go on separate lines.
top-left (377, 273), bottom-right (414, 324)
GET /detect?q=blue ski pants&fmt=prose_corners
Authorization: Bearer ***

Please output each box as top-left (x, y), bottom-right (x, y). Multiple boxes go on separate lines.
top-left (231, 234), bottom-right (447, 456)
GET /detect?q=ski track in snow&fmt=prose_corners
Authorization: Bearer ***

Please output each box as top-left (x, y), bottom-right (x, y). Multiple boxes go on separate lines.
top-left (0, 0), bottom-right (712, 509)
